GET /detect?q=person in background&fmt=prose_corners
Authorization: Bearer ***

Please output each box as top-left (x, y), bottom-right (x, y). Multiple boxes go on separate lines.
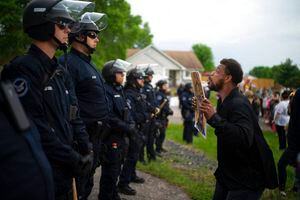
top-left (181, 83), bottom-right (196, 144)
top-left (177, 83), bottom-right (184, 108)
top-left (277, 88), bottom-right (300, 197)
top-left (273, 90), bottom-right (290, 150)
top-left (155, 80), bottom-right (173, 154)
top-left (118, 68), bottom-right (150, 196)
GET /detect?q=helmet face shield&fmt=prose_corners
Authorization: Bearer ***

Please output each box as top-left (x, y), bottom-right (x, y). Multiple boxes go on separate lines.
top-left (51, 0), bottom-right (95, 20)
top-left (45, 0), bottom-right (95, 33)
top-left (80, 12), bottom-right (108, 32)
top-left (113, 59), bottom-right (131, 73)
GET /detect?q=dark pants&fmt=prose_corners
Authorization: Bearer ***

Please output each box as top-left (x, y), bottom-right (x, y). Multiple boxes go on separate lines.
top-left (52, 165), bottom-right (73, 200)
top-left (99, 135), bottom-right (124, 200)
top-left (139, 121), bottom-right (151, 161)
top-left (156, 126), bottom-right (166, 152)
top-left (278, 148), bottom-right (299, 191)
top-left (146, 119), bottom-right (156, 160)
top-left (119, 137), bottom-right (142, 186)
top-left (275, 125), bottom-right (286, 149)
top-left (213, 181), bottom-right (263, 200)
top-left (77, 123), bottom-right (102, 200)
top-left (183, 120), bottom-right (194, 144)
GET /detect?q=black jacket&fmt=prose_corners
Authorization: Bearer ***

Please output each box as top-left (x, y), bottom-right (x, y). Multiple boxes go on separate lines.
top-left (208, 88), bottom-right (277, 190)
top-left (59, 48), bottom-right (109, 124)
top-left (0, 86), bottom-right (54, 200)
top-left (1, 45), bottom-right (91, 193)
top-left (287, 88), bottom-right (300, 152)
top-left (156, 90), bottom-right (173, 120)
top-left (105, 83), bottom-right (135, 136)
top-left (180, 90), bottom-right (194, 121)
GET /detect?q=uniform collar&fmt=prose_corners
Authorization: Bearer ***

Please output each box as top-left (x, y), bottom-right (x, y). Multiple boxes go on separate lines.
top-left (28, 44), bottom-right (58, 72)
top-left (70, 47), bottom-right (91, 63)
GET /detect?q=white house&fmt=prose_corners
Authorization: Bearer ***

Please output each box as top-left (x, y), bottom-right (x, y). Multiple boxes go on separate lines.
top-left (126, 45), bottom-right (203, 87)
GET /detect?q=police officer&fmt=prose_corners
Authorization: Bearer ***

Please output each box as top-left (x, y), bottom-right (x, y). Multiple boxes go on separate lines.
top-left (0, 81), bottom-right (54, 200)
top-left (155, 80), bottom-right (173, 153)
top-left (118, 68), bottom-right (151, 195)
top-left (141, 65), bottom-right (158, 162)
top-left (1, 1), bottom-right (94, 199)
top-left (181, 83), bottom-right (196, 144)
top-left (58, 12), bottom-right (108, 199)
top-left (101, 59), bottom-right (135, 200)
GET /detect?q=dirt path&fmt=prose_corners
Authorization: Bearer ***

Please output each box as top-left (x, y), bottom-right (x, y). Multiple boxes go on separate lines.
top-left (89, 162), bottom-right (190, 200)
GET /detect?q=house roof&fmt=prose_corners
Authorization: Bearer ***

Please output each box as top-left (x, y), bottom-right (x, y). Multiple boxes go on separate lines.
top-left (164, 50), bottom-right (203, 70)
top-left (127, 46), bottom-right (203, 70)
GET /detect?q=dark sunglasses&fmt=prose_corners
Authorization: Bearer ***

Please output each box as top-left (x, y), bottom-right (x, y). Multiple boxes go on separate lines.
top-left (86, 32), bottom-right (98, 39)
top-left (54, 20), bottom-right (74, 30)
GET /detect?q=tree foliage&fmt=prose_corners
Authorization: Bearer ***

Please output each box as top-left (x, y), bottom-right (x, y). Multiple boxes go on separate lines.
top-left (249, 58), bottom-right (300, 88)
top-left (192, 43), bottom-right (215, 71)
top-left (272, 58), bottom-right (300, 88)
top-left (0, 0), bottom-right (153, 68)
top-left (0, 0), bottom-right (30, 65)
top-left (248, 66), bottom-right (273, 78)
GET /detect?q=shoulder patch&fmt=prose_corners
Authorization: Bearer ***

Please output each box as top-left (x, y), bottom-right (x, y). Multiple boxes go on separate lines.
top-left (157, 95), bottom-right (163, 101)
top-left (13, 78), bottom-right (28, 97)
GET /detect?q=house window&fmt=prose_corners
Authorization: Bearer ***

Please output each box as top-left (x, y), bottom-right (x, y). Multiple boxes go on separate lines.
top-left (185, 71), bottom-right (191, 77)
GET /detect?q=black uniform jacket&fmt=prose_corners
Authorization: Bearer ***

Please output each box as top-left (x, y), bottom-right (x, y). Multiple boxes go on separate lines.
top-left (156, 90), bottom-right (173, 120)
top-left (0, 89), bottom-right (54, 200)
top-left (207, 88), bottom-right (278, 190)
top-left (1, 45), bottom-right (91, 169)
top-left (180, 90), bottom-right (194, 121)
top-left (125, 86), bottom-right (151, 126)
top-left (60, 48), bottom-right (109, 124)
top-left (105, 83), bottom-right (134, 135)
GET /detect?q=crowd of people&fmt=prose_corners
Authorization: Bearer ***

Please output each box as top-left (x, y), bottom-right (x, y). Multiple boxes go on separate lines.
top-left (1, 1), bottom-right (300, 200)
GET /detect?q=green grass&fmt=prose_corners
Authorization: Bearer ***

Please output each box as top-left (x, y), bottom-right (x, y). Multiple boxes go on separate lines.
top-left (137, 124), bottom-right (297, 199)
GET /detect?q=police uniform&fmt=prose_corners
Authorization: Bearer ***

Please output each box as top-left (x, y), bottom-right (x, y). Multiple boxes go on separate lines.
top-left (155, 89), bottom-right (173, 152)
top-left (1, 44), bottom-right (92, 199)
top-left (60, 47), bottom-right (109, 199)
top-left (141, 81), bottom-right (157, 161)
top-left (99, 83), bottom-right (131, 200)
top-left (0, 81), bottom-right (54, 200)
top-left (181, 86), bottom-right (196, 144)
top-left (118, 85), bottom-right (150, 193)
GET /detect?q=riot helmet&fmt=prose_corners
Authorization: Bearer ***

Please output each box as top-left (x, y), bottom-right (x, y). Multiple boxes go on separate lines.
top-left (126, 68), bottom-right (145, 88)
top-left (144, 65), bottom-right (154, 76)
top-left (23, 0), bottom-right (95, 47)
top-left (69, 12), bottom-right (107, 53)
top-left (102, 59), bottom-right (131, 85)
top-left (184, 82), bottom-right (193, 91)
top-left (156, 80), bottom-right (168, 88)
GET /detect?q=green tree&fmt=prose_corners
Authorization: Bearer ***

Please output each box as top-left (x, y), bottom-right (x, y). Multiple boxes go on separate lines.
top-left (192, 43), bottom-right (215, 71)
top-left (248, 66), bottom-right (273, 78)
top-left (0, 0), bottom-right (30, 65)
top-left (0, 0), bottom-right (153, 68)
top-left (272, 58), bottom-right (300, 88)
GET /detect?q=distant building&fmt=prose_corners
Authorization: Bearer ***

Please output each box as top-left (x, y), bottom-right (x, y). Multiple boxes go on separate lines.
top-left (126, 45), bottom-right (203, 87)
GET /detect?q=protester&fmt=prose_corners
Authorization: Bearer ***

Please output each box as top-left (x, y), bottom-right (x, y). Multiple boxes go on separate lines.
top-left (199, 58), bottom-right (278, 200)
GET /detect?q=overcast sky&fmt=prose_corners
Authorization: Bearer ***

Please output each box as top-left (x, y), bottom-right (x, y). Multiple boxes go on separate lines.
top-left (126, 0), bottom-right (300, 73)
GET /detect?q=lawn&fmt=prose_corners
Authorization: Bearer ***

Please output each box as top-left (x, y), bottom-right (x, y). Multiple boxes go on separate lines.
top-left (138, 124), bottom-right (297, 200)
